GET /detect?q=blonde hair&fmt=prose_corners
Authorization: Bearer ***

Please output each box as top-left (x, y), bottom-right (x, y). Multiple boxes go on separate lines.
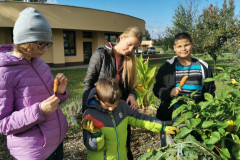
top-left (14, 43), bottom-right (33, 54)
top-left (120, 26), bottom-right (143, 89)
top-left (95, 78), bottom-right (121, 105)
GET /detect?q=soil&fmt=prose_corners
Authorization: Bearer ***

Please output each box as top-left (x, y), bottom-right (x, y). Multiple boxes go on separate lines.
top-left (0, 126), bottom-right (161, 160)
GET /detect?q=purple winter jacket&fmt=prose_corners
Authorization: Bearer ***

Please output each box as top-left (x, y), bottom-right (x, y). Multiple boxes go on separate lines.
top-left (0, 45), bottom-right (69, 160)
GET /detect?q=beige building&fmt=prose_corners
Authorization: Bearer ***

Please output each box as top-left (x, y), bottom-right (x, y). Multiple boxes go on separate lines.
top-left (0, 2), bottom-right (145, 67)
top-left (140, 40), bottom-right (154, 52)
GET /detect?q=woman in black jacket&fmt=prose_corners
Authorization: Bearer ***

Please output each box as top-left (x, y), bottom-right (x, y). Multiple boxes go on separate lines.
top-left (82, 26), bottom-right (143, 160)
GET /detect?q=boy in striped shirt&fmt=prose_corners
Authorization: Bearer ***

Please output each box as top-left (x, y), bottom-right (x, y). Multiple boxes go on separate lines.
top-left (153, 32), bottom-right (215, 121)
top-left (153, 32), bottom-right (215, 146)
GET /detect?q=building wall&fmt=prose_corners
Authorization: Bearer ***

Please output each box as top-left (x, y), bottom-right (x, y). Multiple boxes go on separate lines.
top-left (0, 2), bottom-right (145, 67)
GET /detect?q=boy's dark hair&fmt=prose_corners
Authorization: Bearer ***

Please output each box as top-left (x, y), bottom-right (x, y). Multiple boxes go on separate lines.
top-left (95, 78), bottom-right (121, 105)
top-left (174, 32), bottom-right (192, 44)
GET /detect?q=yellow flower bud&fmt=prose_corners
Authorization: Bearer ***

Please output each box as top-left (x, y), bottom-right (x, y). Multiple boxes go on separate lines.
top-left (147, 149), bottom-right (151, 152)
top-left (196, 114), bottom-right (199, 119)
top-left (232, 79), bottom-right (237, 85)
top-left (226, 120), bottom-right (234, 132)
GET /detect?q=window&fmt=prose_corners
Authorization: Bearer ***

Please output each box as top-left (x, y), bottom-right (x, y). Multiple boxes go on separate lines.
top-left (83, 31), bottom-right (93, 38)
top-left (63, 30), bottom-right (76, 56)
top-left (104, 33), bottom-right (120, 44)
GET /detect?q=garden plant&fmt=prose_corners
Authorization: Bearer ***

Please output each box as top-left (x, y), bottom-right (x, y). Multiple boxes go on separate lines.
top-left (135, 54), bottom-right (158, 115)
top-left (139, 63), bottom-right (240, 159)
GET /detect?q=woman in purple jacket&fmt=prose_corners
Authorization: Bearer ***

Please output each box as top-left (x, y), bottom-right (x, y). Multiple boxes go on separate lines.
top-left (0, 7), bottom-right (69, 160)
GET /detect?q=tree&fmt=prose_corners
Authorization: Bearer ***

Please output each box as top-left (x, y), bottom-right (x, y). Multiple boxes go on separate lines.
top-left (144, 29), bottom-right (151, 40)
top-left (196, 0), bottom-right (240, 70)
top-left (163, 0), bottom-right (199, 51)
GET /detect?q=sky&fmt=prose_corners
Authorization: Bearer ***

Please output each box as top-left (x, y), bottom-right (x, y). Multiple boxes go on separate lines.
top-left (46, 0), bottom-right (240, 39)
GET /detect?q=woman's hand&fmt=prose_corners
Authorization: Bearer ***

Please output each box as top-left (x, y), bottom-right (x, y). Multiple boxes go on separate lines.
top-left (55, 73), bottom-right (68, 95)
top-left (40, 95), bottom-right (60, 115)
top-left (170, 87), bottom-right (181, 97)
top-left (126, 95), bottom-right (138, 110)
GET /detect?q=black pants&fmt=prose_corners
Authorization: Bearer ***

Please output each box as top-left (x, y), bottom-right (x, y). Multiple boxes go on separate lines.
top-left (127, 125), bottom-right (133, 160)
top-left (46, 142), bottom-right (63, 160)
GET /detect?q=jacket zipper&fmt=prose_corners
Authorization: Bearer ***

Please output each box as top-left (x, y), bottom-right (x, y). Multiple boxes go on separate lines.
top-left (29, 60), bottom-right (62, 143)
top-left (108, 111), bottom-right (120, 160)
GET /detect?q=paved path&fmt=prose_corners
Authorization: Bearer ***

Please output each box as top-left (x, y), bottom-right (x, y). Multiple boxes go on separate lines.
top-left (50, 64), bottom-right (89, 70)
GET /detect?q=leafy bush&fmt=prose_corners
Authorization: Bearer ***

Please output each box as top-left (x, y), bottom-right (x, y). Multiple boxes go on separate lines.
top-left (139, 64), bottom-right (240, 160)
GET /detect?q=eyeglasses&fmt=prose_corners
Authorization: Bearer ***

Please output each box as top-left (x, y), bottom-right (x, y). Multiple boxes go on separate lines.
top-left (34, 42), bottom-right (53, 50)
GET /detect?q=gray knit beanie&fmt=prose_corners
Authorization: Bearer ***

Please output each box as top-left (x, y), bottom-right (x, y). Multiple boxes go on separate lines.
top-left (13, 7), bottom-right (52, 44)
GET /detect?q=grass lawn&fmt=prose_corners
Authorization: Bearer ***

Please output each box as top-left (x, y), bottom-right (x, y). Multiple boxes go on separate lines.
top-left (52, 52), bottom-right (236, 109)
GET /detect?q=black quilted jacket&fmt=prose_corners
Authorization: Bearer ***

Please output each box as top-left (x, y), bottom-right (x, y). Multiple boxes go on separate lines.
top-left (82, 43), bottom-right (136, 111)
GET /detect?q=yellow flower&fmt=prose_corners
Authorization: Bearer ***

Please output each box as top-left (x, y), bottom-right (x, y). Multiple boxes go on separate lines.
top-left (226, 120), bottom-right (234, 132)
top-left (196, 114), bottom-right (199, 119)
top-left (147, 148), bottom-right (151, 152)
top-left (232, 79), bottom-right (237, 84)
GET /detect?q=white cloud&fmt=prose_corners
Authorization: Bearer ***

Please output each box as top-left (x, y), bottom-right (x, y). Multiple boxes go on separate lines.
top-left (146, 24), bottom-right (166, 39)
top-left (46, 0), bottom-right (58, 4)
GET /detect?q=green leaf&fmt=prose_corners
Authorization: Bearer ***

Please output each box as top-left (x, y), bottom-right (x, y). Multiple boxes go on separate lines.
top-left (221, 90), bottom-right (229, 99)
top-left (181, 111), bottom-right (194, 119)
top-left (204, 78), bottom-right (216, 82)
top-left (215, 110), bottom-right (224, 117)
top-left (173, 117), bottom-right (185, 127)
top-left (190, 90), bottom-right (198, 98)
top-left (138, 152), bottom-right (152, 160)
top-left (207, 132), bottom-right (220, 145)
top-left (220, 148), bottom-right (231, 159)
top-left (202, 120), bottom-right (215, 128)
top-left (184, 134), bottom-right (198, 142)
top-left (215, 67), bottom-right (224, 71)
top-left (232, 134), bottom-right (240, 144)
top-left (231, 91), bottom-right (240, 97)
top-left (234, 119), bottom-right (240, 128)
top-left (172, 105), bottom-right (186, 119)
top-left (170, 98), bottom-right (179, 107)
top-left (175, 127), bottom-right (192, 139)
top-left (232, 144), bottom-right (240, 159)
top-left (185, 119), bottom-right (192, 129)
top-left (152, 151), bottom-right (166, 159)
top-left (143, 58), bottom-right (149, 73)
top-left (146, 66), bottom-right (156, 79)
top-left (190, 118), bottom-right (201, 128)
top-left (145, 67), bottom-right (156, 85)
top-left (198, 101), bottom-right (211, 110)
top-left (222, 73), bottom-right (230, 81)
top-left (136, 58), bottom-right (145, 75)
top-left (204, 93), bottom-right (214, 101)
top-left (218, 128), bottom-right (225, 135)
top-left (216, 121), bottom-right (229, 129)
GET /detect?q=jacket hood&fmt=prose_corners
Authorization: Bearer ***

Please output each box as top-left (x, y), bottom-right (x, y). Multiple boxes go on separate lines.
top-left (96, 42), bottom-right (113, 55)
top-left (0, 44), bottom-right (29, 67)
top-left (86, 88), bottom-right (106, 112)
top-left (167, 56), bottom-right (209, 68)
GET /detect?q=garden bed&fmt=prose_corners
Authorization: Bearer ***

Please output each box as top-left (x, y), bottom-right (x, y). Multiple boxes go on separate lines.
top-left (0, 127), bottom-right (161, 160)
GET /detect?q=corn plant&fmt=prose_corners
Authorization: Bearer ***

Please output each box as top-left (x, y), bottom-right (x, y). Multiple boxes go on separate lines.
top-left (135, 54), bottom-right (157, 110)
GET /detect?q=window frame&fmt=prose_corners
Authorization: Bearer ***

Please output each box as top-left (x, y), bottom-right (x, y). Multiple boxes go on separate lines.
top-left (63, 30), bottom-right (76, 56)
